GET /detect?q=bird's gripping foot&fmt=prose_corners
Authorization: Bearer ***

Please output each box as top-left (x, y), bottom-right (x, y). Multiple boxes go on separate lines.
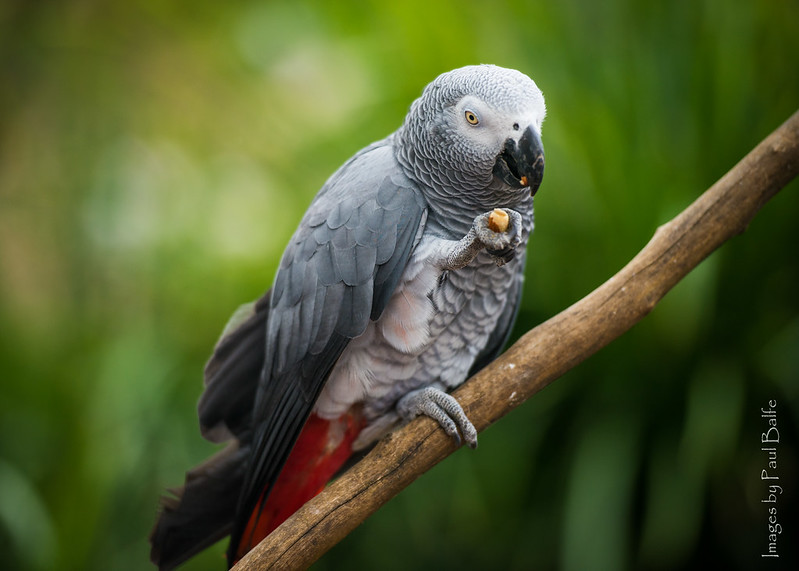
top-left (397, 386), bottom-right (478, 448)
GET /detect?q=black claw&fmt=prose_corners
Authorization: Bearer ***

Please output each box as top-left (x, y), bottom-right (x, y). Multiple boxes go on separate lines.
top-left (486, 246), bottom-right (513, 258)
top-left (501, 250), bottom-right (516, 263)
top-left (486, 247), bottom-right (516, 264)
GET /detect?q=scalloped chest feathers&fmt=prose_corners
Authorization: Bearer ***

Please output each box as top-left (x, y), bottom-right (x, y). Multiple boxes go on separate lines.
top-left (312, 229), bottom-right (526, 422)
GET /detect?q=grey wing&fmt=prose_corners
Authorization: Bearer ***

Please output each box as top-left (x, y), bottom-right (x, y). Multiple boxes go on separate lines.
top-left (227, 143), bottom-right (428, 560)
top-left (468, 256), bottom-right (526, 376)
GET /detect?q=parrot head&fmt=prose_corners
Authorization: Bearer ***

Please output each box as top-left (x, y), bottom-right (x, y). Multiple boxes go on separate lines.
top-left (399, 64), bottom-right (546, 201)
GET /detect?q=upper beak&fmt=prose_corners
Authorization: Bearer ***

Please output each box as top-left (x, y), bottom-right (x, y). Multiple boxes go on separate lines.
top-left (493, 125), bottom-right (545, 195)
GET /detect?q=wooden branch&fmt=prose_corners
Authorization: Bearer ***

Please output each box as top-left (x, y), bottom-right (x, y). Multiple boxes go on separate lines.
top-left (234, 110), bottom-right (799, 570)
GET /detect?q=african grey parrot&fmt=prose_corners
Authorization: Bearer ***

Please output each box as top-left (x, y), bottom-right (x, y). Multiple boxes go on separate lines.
top-left (150, 64), bottom-right (546, 570)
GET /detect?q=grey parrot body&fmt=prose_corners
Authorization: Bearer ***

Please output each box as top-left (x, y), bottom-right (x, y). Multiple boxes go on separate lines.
top-left (150, 64), bottom-right (546, 570)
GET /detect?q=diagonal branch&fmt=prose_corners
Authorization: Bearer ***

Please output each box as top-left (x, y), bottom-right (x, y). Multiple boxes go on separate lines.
top-left (234, 109), bottom-right (799, 570)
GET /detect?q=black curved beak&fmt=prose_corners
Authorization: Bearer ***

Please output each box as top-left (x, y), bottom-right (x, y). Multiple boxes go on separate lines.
top-left (493, 125), bottom-right (545, 195)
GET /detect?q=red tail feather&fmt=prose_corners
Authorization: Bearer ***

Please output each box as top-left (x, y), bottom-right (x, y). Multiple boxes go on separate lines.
top-left (234, 411), bottom-right (364, 560)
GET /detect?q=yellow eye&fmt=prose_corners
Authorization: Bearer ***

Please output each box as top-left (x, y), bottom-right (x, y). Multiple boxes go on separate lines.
top-left (465, 110), bottom-right (479, 125)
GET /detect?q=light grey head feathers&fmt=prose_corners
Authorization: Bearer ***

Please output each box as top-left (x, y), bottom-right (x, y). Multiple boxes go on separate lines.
top-left (396, 64), bottom-right (546, 211)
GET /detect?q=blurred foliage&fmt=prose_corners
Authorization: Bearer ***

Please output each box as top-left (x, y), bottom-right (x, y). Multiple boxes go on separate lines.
top-left (1, 0), bottom-right (797, 569)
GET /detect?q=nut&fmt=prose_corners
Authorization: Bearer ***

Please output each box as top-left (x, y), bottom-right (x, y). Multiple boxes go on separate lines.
top-left (487, 208), bottom-right (510, 233)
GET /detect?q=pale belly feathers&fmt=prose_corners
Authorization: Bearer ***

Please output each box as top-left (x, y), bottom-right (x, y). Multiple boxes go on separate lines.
top-left (313, 231), bottom-right (521, 446)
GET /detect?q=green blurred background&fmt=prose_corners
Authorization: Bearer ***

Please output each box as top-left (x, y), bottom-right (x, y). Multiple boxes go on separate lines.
top-left (1, 0), bottom-right (797, 569)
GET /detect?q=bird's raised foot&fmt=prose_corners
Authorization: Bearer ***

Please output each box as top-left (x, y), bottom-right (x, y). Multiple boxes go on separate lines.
top-left (473, 208), bottom-right (523, 266)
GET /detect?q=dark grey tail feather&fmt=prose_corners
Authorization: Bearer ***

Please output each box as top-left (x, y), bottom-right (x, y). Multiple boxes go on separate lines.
top-left (151, 292), bottom-right (270, 569)
top-left (150, 441), bottom-right (250, 571)
top-left (199, 291), bottom-right (271, 442)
